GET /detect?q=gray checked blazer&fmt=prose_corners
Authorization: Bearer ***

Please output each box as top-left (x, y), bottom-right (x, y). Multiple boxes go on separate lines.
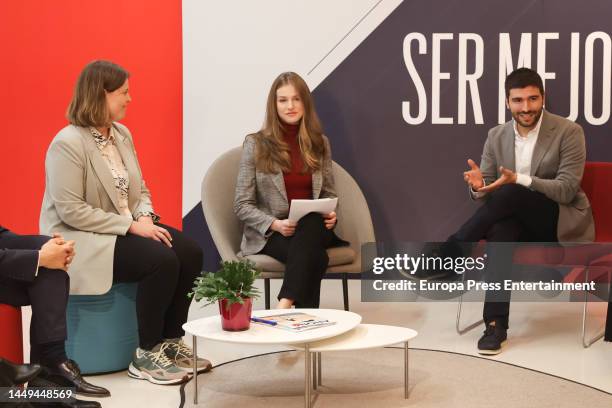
top-left (39, 123), bottom-right (155, 295)
top-left (478, 110), bottom-right (594, 243)
top-left (234, 133), bottom-right (336, 256)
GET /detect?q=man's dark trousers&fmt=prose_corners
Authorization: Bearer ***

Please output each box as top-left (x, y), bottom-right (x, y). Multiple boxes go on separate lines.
top-left (448, 184), bottom-right (559, 328)
top-left (0, 229), bottom-right (69, 355)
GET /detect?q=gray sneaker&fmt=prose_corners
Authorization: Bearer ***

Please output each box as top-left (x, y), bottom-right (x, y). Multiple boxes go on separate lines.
top-left (128, 343), bottom-right (190, 385)
top-left (163, 338), bottom-right (212, 373)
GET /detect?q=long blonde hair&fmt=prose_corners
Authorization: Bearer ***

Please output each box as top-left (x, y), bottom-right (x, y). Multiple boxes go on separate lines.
top-left (254, 72), bottom-right (326, 173)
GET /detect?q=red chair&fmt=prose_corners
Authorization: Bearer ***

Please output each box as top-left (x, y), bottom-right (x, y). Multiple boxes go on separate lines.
top-left (544, 162), bottom-right (612, 346)
top-left (580, 162), bottom-right (612, 243)
top-left (0, 304), bottom-right (23, 363)
top-left (456, 162), bottom-right (612, 345)
top-left (572, 162), bottom-right (612, 346)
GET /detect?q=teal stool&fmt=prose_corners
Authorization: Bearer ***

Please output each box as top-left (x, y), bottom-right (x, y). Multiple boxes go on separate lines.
top-left (66, 283), bottom-right (138, 374)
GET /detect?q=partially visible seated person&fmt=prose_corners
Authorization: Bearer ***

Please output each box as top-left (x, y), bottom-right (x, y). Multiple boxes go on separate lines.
top-left (39, 60), bottom-right (210, 386)
top-left (234, 72), bottom-right (346, 309)
top-left (0, 224), bottom-right (106, 408)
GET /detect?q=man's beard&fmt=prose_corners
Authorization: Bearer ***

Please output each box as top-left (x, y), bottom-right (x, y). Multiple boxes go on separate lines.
top-left (513, 108), bottom-right (543, 129)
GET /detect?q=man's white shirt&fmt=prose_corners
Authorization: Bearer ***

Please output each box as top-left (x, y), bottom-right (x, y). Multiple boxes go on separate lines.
top-left (471, 111), bottom-right (544, 198)
top-left (513, 110), bottom-right (544, 187)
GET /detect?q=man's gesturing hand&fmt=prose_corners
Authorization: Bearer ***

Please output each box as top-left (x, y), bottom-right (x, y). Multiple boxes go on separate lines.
top-left (463, 159), bottom-right (484, 190)
top-left (478, 166), bottom-right (517, 193)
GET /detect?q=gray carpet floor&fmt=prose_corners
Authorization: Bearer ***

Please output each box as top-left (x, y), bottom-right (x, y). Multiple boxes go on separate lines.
top-left (182, 348), bottom-right (612, 407)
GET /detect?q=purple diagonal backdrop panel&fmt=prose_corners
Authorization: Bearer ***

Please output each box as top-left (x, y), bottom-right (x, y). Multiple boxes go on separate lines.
top-left (312, 0), bottom-right (612, 243)
top-left (184, 0), bottom-right (612, 271)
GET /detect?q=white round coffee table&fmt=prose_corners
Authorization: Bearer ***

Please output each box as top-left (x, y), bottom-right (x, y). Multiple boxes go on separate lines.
top-left (183, 308), bottom-right (361, 406)
top-left (293, 324), bottom-right (418, 402)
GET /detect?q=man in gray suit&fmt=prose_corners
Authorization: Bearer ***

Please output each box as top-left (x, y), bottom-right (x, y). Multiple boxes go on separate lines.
top-left (447, 68), bottom-right (594, 354)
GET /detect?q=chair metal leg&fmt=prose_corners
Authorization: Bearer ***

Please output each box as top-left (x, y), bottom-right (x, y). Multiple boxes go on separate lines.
top-left (456, 274), bottom-right (483, 335)
top-left (581, 266), bottom-right (607, 348)
top-left (304, 345), bottom-right (311, 408)
top-left (317, 352), bottom-right (322, 386)
top-left (312, 350), bottom-right (317, 390)
top-left (193, 335), bottom-right (198, 404)
top-left (265, 278), bottom-right (271, 309)
top-left (404, 341), bottom-right (409, 399)
top-left (342, 274), bottom-right (349, 311)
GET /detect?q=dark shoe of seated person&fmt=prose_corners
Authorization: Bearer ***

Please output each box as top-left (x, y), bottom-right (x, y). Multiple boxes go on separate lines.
top-left (0, 358), bottom-right (42, 385)
top-left (477, 320), bottom-right (508, 355)
top-left (37, 359), bottom-right (110, 397)
top-left (28, 375), bottom-right (101, 408)
top-left (406, 242), bottom-right (466, 281)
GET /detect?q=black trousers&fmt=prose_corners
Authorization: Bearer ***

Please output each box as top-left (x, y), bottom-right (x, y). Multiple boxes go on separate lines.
top-left (113, 223), bottom-right (203, 350)
top-left (259, 213), bottom-right (335, 308)
top-left (0, 232), bottom-right (69, 347)
top-left (449, 184), bottom-right (559, 328)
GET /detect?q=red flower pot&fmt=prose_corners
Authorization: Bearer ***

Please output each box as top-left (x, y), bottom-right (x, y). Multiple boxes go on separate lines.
top-left (218, 297), bottom-right (252, 331)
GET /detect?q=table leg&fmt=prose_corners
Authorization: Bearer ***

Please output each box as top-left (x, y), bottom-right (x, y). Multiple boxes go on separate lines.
top-left (312, 351), bottom-right (318, 390)
top-left (404, 341), bottom-right (409, 399)
top-left (317, 353), bottom-right (322, 386)
top-left (193, 335), bottom-right (198, 404)
top-left (305, 345), bottom-right (311, 408)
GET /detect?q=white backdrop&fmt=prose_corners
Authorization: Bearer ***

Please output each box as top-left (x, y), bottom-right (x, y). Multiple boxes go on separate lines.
top-left (182, 0), bottom-right (403, 215)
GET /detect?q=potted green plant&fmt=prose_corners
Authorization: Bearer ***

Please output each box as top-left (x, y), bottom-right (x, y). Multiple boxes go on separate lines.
top-left (189, 260), bottom-right (261, 331)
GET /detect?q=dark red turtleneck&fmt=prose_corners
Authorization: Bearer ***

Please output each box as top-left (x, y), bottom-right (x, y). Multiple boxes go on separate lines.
top-left (282, 124), bottom-right (312, 202)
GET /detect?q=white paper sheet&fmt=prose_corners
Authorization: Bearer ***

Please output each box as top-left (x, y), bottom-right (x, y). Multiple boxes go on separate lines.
top-left (288, 198), bottom-right (338, 222)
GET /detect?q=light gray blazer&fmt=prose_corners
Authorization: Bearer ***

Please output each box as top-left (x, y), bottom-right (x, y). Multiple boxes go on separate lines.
top-left (39, 123), bottom-right (155, 295)
top-left (477, 111), bottom-right (594, 243)
top-left (234, 134), bottom-right (336, 256)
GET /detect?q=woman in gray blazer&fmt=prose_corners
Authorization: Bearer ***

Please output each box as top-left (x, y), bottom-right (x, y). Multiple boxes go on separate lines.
top-left (234, 72), bottom-right (346, 309)
top-left (40, 61), bottom-right (210, 385)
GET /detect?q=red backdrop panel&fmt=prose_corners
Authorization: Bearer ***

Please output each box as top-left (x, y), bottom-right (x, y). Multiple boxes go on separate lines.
top-left (0, 0), bottom-right (182, 233)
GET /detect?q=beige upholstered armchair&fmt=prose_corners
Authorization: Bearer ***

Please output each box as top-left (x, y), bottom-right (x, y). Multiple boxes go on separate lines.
top-left (201, 146), bottom-right (375, 310)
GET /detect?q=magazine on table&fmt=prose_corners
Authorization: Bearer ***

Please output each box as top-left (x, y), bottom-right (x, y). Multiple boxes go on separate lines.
top-left (251, 312), bottom-right (336, 332)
